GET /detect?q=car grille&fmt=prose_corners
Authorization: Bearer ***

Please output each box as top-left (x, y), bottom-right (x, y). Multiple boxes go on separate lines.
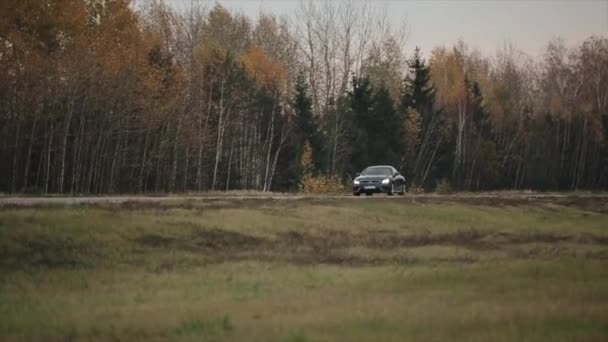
top-left (359, 180), bottom-right (381, 185)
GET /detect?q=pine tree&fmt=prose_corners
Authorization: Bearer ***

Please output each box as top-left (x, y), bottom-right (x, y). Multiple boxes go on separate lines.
top-left (467, 79), bottom-right (491, 140)
top-left (369, 84), bottom-right (403, 166)
top-left (401, 47), bottom-right (447, 188)
top-left (294, 73), bottom-right (316, 140)
top-left (465, 78), bottom-right (498, 189)
top-left (345, 76), bottom-right (403, 172)
top-left (293, 71), bottom-right (322, 175)
top-left (402, 47), bottom-right (436, 129)
top-left (348, 76), bottom-right (374, 172)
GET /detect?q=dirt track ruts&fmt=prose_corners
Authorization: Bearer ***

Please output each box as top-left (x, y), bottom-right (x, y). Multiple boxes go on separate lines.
top-left (1, 192), bottom-right (607, 207)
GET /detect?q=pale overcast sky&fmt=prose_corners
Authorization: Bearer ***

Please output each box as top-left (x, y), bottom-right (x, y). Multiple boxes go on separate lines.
top-left (165, 0), bottom-right (608, 57)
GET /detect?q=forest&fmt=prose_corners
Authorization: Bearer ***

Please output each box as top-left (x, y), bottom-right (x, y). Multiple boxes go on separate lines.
top-left (0, 0), bottom-right (607, 194)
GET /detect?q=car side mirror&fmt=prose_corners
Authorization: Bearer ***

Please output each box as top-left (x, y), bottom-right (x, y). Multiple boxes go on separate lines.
top-left (356, 172), bottom-right (361, 177)
top-left (394, 172), bottom-right (399, 177)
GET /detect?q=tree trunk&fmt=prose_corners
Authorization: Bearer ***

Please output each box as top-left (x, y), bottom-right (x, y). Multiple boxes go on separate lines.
top-left (44, 118), bottom-right (54, 194)
top-left (421, 137), bottom-right (442, 185)
top-left (183, 146), bottom-right (190, 191)
top-left (197, 84), bottom-right (213, 191)
top-left (87, 130), bottom-right (103, 193)
top-left (71, 113), bottom-right (85, 193)
top-left (23, 115), bottom-right (38, 192)
top-left (263, 104), bottom-right (276, 192)
top-left (109, 128), bottom-right (123, 193)
top-left (331, 110), bottom-right (340, 175)
top-left (170, 113), bottom-right (183, 192)
top-left (11, 119), bottom-right (21, 193)
top-left (225, 137), bottom-right (234, 191)
top-left (268, 123), bottom-right (289, 191)
top-left (93, 135), bottom-right (108, 193)
top-left (59, 100), bottom-right (74, 193)
top-left (139, 130), bottom-right (150, 193)
top-left (211, 81), bottom-right (226, 191)
top-left (155, 123), bottom-right (168, 193)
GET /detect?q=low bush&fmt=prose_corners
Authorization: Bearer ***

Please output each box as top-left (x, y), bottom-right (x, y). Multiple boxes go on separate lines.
top-left (435, 178), bottom-right (452, 194)
top-left (410, 183), bottom-right (425, 194)
top-left (299, 174), bottom-right (345, 193)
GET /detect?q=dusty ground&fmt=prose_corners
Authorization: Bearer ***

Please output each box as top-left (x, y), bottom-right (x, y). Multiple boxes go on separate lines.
top-left (1, 191), bottom-right (607, 207)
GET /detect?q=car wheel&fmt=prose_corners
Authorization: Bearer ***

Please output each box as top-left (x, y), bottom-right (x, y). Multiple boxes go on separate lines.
top-left (365, 192), bottom-right (372, 196)
top-left (399, 184), bottom-right (406, 195)
top-left (387, 183), bottom-right (394, 196)
top-left (354, 192), bottom-right (360, 196)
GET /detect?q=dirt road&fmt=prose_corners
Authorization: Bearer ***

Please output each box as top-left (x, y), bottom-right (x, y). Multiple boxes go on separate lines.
top-left (1, 192), bottom-right (607, 207)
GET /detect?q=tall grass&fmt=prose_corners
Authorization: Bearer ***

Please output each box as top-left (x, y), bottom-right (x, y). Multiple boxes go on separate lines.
top-left (0, 198), bottom-right (607, 341)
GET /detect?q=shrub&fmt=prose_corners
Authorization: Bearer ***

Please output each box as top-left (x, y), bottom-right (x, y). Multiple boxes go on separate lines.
top-left (435, 178), bottom-right (452, 194)
top-left (410, 183), bottom-right (425, 194)
top-left (298, 141), bottom-right (345, 193)
top-left (299, 174), bottom-right (345, 193)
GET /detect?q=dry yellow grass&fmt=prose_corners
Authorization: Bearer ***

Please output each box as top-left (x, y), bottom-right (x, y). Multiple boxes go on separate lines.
top-left (1, 197), bottom-right (607, 341)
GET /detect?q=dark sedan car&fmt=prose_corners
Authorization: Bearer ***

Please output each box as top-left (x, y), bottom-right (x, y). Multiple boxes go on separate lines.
top-left (352, 165), bottom-right (406, 196)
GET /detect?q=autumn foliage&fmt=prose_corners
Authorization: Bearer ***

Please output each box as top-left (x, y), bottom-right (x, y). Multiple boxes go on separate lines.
top-left (299, 142), bottom-right (345, 193)
top-left (0, 1), bottom-right (606, 194)
top-left (242, 46), bottom-right (287, 89)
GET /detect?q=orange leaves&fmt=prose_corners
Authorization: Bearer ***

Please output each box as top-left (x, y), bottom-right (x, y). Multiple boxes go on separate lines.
top-left (241, 46), bottom-right (287, 90)
top-left (298, 142), bottom-right (344, 193)
top-left (1, 0), bottom-right (88, 56)
top-left (429, 46), bottom-right (467, 109)
top-left (299, 173), bottom-right (345, 193)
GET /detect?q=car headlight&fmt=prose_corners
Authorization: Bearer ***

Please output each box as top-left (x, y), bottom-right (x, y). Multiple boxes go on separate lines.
top-left (381, 178), bottom-right (390, 185)
top-left (354, 179), bottom-right (360, 185)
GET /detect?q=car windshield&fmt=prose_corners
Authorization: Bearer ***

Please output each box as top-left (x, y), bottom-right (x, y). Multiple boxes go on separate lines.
top-left (361, 167), bottom-right (392, 176)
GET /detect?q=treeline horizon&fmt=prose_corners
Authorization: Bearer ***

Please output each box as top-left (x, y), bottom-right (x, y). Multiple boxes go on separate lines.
top-left (1, 0), bottom-right (607, 194)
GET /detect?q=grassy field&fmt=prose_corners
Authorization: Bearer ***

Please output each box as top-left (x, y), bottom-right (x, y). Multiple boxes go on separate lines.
top-left (1, 196), bottom-right (607, 341)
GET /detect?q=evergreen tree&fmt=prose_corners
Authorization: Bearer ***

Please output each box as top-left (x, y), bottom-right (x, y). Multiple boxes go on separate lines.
top-left (463, 77), bottom-right (498, 190)
top-left (369, 84), bottom-right (403, 166)
top-left (401, 47), bottom-right (448, 188)
top-left (402, 47), bottom-right (436, 128)
top-left (346, 76), bottom-right (403, 172)
top-left (467, 79), bottom-right (491, 140)
top-left (292, 72), bottom-right (322, 177)
top-left (294, 73), bottom-right (318, 145)
top-left (348, 76), bottom-right (374, 172)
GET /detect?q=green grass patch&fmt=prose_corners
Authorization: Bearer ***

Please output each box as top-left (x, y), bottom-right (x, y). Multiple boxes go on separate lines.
top-left (0, 197), bottom-right (607, 341)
